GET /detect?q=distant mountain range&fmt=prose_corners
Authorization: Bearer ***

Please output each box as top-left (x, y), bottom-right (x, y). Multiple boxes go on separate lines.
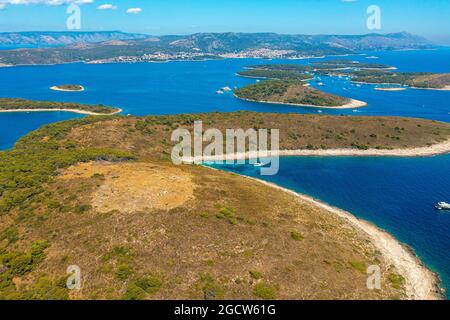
top-left (0, 31), bottom-right (148, 47)
top-left (0, 31), bottom-right (435, 66)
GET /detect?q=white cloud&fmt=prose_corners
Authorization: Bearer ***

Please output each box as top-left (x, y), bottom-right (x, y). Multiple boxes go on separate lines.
top-left (126, 7), bottom-right (142, 14)
top-left (97, 3), bottom-right (116, 10)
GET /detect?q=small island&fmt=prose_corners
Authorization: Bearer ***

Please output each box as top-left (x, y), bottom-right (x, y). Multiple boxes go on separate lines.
top-left (235, 79), bottom-right (367, 109)
top-left (0, 98), bottom-right (121, 115)
top-left (50, 84), bottom-right (85, 92)
top-left (344, 70), bottom-right (450, 90)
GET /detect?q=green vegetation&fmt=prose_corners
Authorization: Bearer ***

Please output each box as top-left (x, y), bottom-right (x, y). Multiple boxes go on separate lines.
top-left (249, 270), bottom-right (263, 280)
top-left (122, 282), bottom-right (146, 300)
top-left (350, 71), bottom-right (429, 85)
top-left (349, 70), bottom-right (450, 89)
top-left (0, 240), bottom-right (65, 299)
top-left (388, 273), bottom-right (405, 289)
top-left (218, 207), bottom-right (238, 225)
top-left (0, 117), bottom-right (135, 215)
top-left (238, 62), bottom-right (450, 90)
top-left (291, 231), bottom-right (304, 241)
top-left (247, 64), bottom-right (313, 72)
top-left (235, 79), bottom-right (348, 107)
top-left (134, 275), bottom-right (162, 294)
top-left (254, 282), bottom-right (277, 300)
top-left (0, 98), bottom-right (120, 114)
top-left (123, 275), bottom-right (162, 300)
top-left (237, 69), bottom-right (312, 81)
top-left (350, 261), bottom-right (366, 273)
top-left (312, 59), bottom-right (392, 70)
top-left (116, 264), bottom-right (133, 280)
top-left (198, 273), bottom-right (224, 300)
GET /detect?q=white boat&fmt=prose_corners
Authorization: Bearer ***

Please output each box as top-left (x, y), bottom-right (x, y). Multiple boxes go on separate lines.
top-left (221, 86), bottom-right (232, 92)
top-left (216, 90), bottom-right (224, 94)
top-left (436, 202), bottom-right (450, 210)
top-left (253, 162), bottom-right (265, 167)
top-left (317, 82), bottom-right (324, 86)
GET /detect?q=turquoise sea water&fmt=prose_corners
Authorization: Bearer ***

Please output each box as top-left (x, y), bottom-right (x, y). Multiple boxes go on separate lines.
top-left (0, 48), bottom-right (449, 296)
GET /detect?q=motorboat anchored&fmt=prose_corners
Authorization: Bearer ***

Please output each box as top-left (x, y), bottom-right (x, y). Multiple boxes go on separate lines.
top-left (436, 202), bottom-right (450, 210)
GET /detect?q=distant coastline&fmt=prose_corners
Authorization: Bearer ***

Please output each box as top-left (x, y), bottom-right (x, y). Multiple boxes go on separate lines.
top-left (0, 108), bottom-right (122, 116)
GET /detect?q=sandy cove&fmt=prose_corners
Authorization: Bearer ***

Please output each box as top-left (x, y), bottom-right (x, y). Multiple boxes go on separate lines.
top-left (183, 139), bottom-right (450, 163)
top-left (236, 174), bottom-right (443, 300)
top-left (236, 95), bottom-right (368, 109)
top-left (0, 108), bottom-right (122, 116)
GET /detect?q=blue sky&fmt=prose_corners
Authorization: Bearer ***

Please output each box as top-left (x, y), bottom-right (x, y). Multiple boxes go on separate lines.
top-left (0, 0), bottom-right (449, 40)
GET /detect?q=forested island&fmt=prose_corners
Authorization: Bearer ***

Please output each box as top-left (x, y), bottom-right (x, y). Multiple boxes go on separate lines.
top-left (234, 63), bottom-right (368, 108)
top-left (234, 80), bottom-right (362, 108)
top-left (0, 98), bottom-right (121, 115)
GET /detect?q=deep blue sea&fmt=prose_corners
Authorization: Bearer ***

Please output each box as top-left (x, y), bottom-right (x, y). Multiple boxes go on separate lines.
top-left (0, 48), bottom-right (449, 297)
top-left (207, 155), bottom-right (450, 296)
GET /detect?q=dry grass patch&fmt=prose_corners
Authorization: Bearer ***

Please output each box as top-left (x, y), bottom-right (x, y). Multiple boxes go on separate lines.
top-left (60, 162), bottom-right (195, 213)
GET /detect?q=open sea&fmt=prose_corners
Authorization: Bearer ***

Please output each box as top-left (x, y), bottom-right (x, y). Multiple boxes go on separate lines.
top-left (0, 48), bottom-right (449, 296)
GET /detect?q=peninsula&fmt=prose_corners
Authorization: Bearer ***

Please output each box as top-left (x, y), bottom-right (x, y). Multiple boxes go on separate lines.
top-left (0, 112), bottom-right (450, 299)
top-left (0, 108), bottom-right (447, 300)
top-left (0, 98), bottom-right (122, 115)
